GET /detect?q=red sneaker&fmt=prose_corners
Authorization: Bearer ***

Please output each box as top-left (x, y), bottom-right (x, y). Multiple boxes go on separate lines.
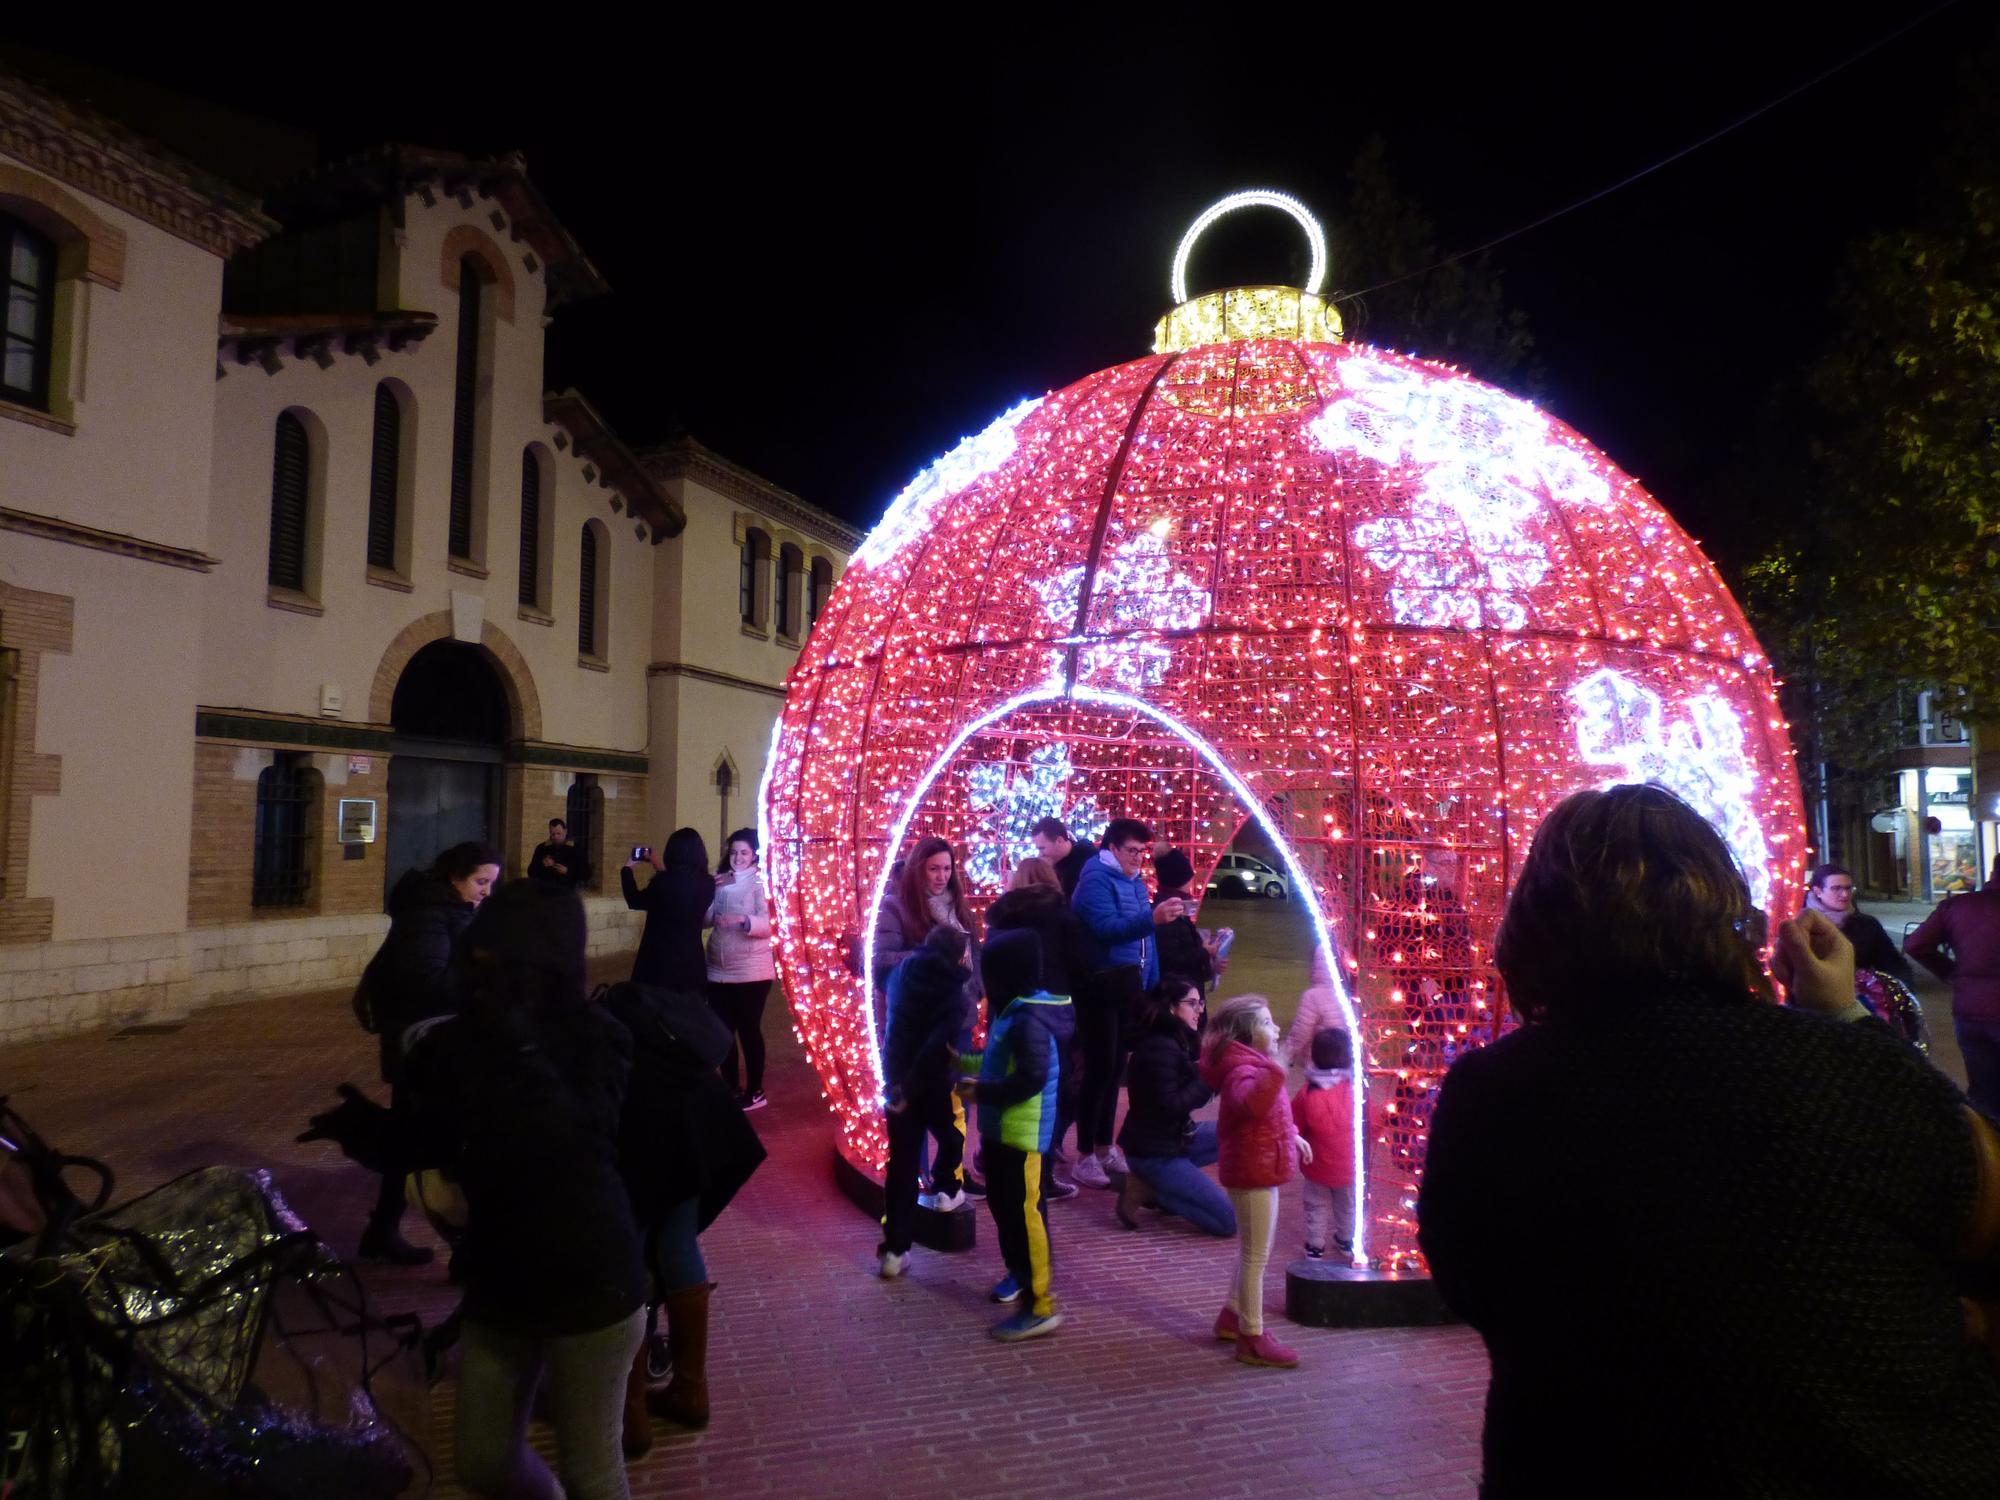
top-left (1236, 1331), bottom-right (1299, 1368)
top-left (1213, 1306), bottom-right (1240, 1342)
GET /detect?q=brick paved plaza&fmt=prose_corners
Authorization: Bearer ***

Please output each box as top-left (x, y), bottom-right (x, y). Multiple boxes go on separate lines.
top-left (3, 963), bottom-right (1489, 1500)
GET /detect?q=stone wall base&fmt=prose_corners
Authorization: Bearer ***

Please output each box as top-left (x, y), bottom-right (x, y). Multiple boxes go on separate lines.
top-left (0, 898), bottom-right (643, 1042)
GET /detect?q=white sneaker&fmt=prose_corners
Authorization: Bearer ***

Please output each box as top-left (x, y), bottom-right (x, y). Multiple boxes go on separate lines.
top-left (878, 1250), bottom-right (908, 1279)
top-left (1104, 1144), bottom-right (1130, 1174)
top-left (918, 1188), bottom-right (967, 1212)
top-left (1071, 1154), bottom-right (1111, 1190)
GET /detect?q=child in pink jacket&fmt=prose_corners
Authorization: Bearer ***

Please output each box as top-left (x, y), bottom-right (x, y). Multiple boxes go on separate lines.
top-left (1198, 993), bottom-right (1311, 1368)
top-left (1291, 1027), bottom-right (1356, 1263)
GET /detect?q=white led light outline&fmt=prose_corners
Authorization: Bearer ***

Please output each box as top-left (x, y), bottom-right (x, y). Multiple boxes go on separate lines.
top-left (754, 703), bottom-right (788, 893)
top-left (859, 679), bottom-right (1369, 1263)
top-left (1171, 189), bottom-right (1328, 304)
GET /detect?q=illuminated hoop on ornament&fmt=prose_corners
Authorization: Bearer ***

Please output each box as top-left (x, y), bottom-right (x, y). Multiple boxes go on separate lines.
top-left (1170, 189), bottom-right (1328, 303)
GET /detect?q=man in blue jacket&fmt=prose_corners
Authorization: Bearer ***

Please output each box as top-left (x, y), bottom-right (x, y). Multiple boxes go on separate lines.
top-left (1069, 818), bottom-right (1185, 1189)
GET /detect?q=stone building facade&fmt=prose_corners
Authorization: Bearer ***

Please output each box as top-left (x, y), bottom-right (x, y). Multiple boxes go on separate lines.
top-left (0, 69), bottom-right (857, 1040)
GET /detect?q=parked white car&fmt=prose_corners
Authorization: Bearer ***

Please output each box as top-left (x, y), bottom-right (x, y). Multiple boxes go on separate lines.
top-left (1206, 853), bottom-right (1288, 899)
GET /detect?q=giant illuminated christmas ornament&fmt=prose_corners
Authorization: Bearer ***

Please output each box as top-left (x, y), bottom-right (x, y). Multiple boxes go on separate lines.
top-left (762, 190), bottom-right (1806, 1271)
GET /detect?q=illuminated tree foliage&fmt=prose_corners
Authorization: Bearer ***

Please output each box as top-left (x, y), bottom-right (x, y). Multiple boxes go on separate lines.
top-left (1329, 138), bottom-right (1540, 392)
top-left (1742, 53), bottom-right (2000, 770)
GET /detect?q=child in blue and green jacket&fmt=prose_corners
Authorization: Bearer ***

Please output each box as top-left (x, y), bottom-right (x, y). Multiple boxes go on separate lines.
top-left (956, 927), bottom-right (1075, 1341)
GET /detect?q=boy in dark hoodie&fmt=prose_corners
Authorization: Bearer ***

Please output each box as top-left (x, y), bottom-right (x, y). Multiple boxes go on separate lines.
top-left (956, 928), bottom-right (1075, 1341)
top-left (877, 925), bottom-right (974, 1278)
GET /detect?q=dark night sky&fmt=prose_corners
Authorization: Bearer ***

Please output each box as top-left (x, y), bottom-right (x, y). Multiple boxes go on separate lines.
top-left (7, 6), bottom-right (1991, 561)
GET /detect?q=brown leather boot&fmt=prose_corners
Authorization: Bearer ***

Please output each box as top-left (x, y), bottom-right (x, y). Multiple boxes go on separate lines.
top-left (621, 1343), bottom-right (654, 1458)
top-left (647, 1282), bottom-right (714, 1429)
top-left (1115, 1169), bottom-right (1146, 1230)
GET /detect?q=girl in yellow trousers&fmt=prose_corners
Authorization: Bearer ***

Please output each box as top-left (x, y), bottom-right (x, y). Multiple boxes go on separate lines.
top-left (1198, 994), bottom-right (1311, 1367)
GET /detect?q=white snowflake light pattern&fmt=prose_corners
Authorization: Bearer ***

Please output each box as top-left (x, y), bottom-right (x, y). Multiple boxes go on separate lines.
top-left (855, 397), bottom-right (1044, 569)
top-left (1310, 353), bottom-right (1611, 630)
top-left (1568, 667), bottom-right (1775, 908)
top-left (1032, 520), bottom-right (1211, 690)
top-left (962, 742), bottom-right (1108, 891)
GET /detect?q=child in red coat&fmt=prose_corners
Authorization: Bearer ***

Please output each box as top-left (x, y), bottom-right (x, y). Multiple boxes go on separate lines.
top-left (1291, 1027), bottom-right (1356, 1264)
top-left (1198, 993), bottom-right (1312, 1368)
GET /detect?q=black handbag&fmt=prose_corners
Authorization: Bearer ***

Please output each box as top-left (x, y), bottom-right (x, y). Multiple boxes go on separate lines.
top-left (596, 981), bottom-right (733, 1070)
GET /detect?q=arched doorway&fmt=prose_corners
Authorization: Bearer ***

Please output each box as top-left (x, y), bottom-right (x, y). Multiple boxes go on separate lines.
top-left (384, 639), bottom-right (511, 898)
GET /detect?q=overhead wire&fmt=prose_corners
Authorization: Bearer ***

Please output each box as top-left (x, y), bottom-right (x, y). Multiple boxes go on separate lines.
top-left (1334, 0), bottom-right (1969, 303)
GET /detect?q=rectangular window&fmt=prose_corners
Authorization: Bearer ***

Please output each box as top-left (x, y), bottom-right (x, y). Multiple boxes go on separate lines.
top-left (739, 540), bottom-right (755, 624)
top-left (519, 449), bottom-right (542, 606)
top-left (2, 217), bottom-right (55, 410)
top-left (579, 524), bottom-right (599, 657)
top-left (268, 413), bottom-right (310, 592)
top-left (448, 261), bottom-right (482, 558)
top-left (367, 385), bottom-right (401, 571)
top-left (252, 752), bottom-right (315, 908)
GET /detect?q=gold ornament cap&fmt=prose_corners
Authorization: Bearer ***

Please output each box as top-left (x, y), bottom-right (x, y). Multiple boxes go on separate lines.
top-left (1152, 190), bottom-right (1344, 353)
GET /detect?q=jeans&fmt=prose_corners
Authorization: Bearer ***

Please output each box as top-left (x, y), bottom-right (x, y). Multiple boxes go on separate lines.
top-left (1124, 1122), bottom-right (1236, 1236)
top-left (709, 978), bottom-right (772, 1095)
top-left (1225, 1186), bottom-right (1279, 1336)
top-left (1956, 1017), bottom-right (2000, 1122)
top-left (1077, 966), bottom-right (1139, 1155)
top-left (455, 1307), bottom-right (647, 1500)
top-left (649, 1194), bottom-right (707, 1295)
top-left (1301, 1179), bottom-right (1356, 1253)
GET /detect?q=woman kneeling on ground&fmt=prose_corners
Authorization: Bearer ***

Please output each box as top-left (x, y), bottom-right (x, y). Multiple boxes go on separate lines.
top-left (1115, 975), bottom-right (1235, 1236)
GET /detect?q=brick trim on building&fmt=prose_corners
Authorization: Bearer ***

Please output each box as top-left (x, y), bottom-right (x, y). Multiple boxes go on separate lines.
top-left (368, 612), bottom-right (544, 742)
top-left (0, 582), bottom-right (73, 944)
top-left (441, 223), bottom-right (517, 324)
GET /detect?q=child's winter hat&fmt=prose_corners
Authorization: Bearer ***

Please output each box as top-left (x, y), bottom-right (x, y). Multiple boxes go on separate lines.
top-left (980, 927), bottom-right (1043, 1007)
top-left (1153, 848), bottom-right (1196, 892)
top-left (1310, 1026), bottom-right (1353, 1071)
top-left (922, 923), bottom-right (969, 961)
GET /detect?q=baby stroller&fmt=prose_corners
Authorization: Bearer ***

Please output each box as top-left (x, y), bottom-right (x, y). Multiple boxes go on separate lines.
top-left (0, 1099), bottom-right (425, 1499)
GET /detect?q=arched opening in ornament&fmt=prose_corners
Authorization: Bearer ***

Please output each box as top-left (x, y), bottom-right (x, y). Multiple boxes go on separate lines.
top-left (859, 684), bottom-right (1373, 1262)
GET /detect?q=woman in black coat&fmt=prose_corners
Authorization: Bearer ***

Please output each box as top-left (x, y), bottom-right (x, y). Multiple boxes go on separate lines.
top-left (357, 839), bottom-right (501, 1265)
top-left (417, 879), bottom-right (651, 1500)
top-left (1114, 976), bottom-right (1234, 1236)
top-left (987, 858), bottom-right (1091, 1195)
top-left (1151, 848), bottom-right (1218, 994)
top-left (622, 827), bottom-right (712, 992)
top-left (598, 978), bottom-right (764, 1443)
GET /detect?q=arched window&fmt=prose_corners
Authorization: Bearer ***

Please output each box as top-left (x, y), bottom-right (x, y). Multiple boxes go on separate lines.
top-left (518, 446), bottom-right (543, 607)
top-left (366, 383), bottom-right (403, 571)
top-left (809, 556), bottom-right (835, 628)
top-left (252, 752), bottom-right (319, 907)
top-left (2, 213), bottom-right (56, 410)
top-left (579, 521), bottom-right (609, 659)
top-left (739, 528), bottom-right (771, 628)
top-left (777, 542), bottom-right (804, 638)
top-left (447, 253), bottom-right (486, 560)
top-left (268, 411), bottom-right (311, 592)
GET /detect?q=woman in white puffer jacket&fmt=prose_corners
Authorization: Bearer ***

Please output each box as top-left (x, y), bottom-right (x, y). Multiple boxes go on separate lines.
top-left (706, 828), bottom-right (775, 1109)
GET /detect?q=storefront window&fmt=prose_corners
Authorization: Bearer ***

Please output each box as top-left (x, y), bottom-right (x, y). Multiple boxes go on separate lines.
top-left (1926, 767), bottom-right (1978, 895)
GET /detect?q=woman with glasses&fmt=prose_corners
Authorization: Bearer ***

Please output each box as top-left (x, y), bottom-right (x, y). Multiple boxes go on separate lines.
top-left (1114, 975), bottom-right (1234, 1236)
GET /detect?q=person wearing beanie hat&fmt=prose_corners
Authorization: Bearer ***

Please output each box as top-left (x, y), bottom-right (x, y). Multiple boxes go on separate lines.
top-left (956, 928), bottom-right (1075, 1340)
top-left (877, 924), bottom-right (976, 1278)
top-left (1152, 847), bottom-right (1219, 1001)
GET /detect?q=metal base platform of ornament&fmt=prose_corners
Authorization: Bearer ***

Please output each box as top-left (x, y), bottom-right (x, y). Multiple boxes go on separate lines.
top-left (1284, 1259), bottom-right (1456, 1328)
top-left (833, 1140), bottom-right (977, 1252)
